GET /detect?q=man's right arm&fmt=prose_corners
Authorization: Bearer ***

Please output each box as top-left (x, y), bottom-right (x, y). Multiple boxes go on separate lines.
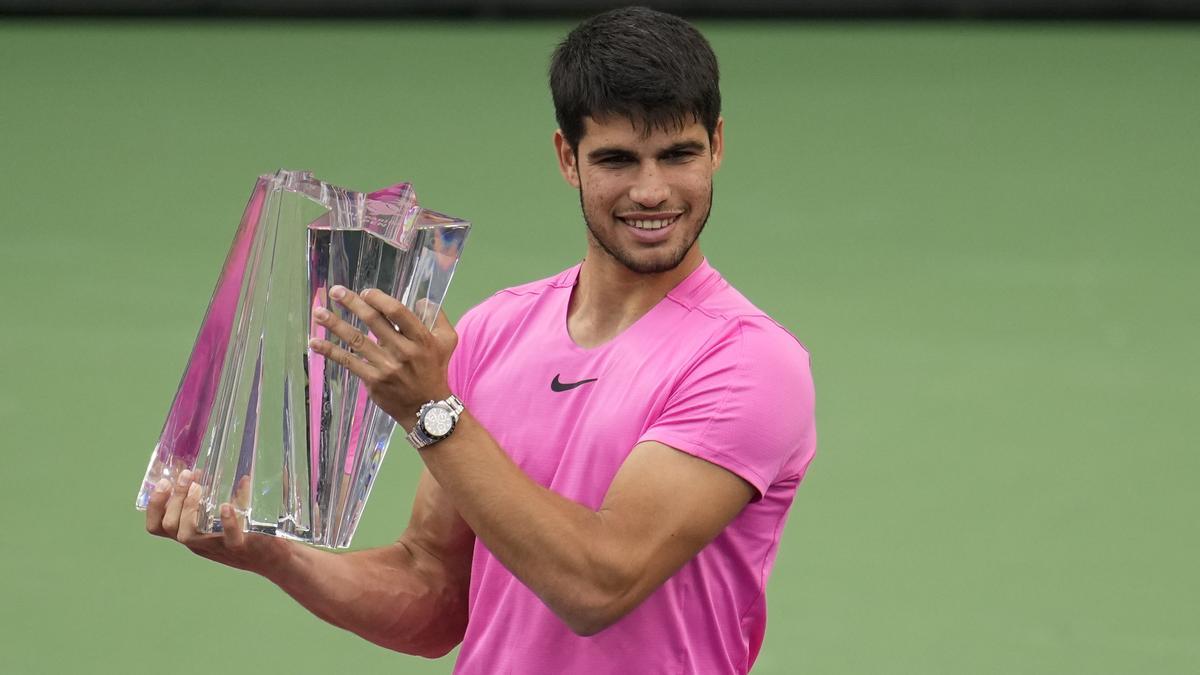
top-left (145, 467), bottom-right (474, 658)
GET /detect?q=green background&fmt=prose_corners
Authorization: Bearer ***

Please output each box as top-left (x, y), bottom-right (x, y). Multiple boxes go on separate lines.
top-left (1, 19), bottom-right (1197, 674)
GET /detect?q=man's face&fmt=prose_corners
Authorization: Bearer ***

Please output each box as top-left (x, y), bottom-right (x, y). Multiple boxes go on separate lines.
top-left (555, 115), bottom-right (724, 275)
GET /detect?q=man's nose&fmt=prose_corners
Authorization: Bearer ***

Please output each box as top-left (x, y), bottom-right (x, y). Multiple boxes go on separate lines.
top-left (628, 163), bottom-right (669, 208)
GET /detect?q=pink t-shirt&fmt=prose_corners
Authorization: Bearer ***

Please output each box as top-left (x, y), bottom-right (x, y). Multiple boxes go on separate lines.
top-left (447, 259), bottom-right (817, 674)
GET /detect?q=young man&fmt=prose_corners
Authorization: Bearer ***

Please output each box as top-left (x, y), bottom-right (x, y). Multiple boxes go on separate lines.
top-left (145, 7), bottom-right (816, 674)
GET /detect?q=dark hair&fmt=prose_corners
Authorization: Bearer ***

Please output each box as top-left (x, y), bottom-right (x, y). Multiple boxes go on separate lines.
top-left (549, 6), bottom-right (721, 149)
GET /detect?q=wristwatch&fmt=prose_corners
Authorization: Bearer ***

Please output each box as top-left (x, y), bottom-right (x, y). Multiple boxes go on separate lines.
top-left (407, 395), bottom-right (465, 449)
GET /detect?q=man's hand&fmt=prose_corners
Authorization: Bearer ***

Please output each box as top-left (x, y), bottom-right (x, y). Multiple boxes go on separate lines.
top-left (144, 469), bottom-right (291, 574)
top-left (308, 285), bottom-right (457, 430)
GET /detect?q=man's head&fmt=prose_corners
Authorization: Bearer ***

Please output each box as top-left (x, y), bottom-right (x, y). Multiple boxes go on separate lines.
top-left (550, 7), bottom-right (724, 275)
top-left (549, 6), bottom-right (721, 150)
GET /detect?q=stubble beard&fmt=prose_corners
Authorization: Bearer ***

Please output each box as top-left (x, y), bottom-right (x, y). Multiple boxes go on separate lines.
top-left (578, 184), bottom-right (713, 275)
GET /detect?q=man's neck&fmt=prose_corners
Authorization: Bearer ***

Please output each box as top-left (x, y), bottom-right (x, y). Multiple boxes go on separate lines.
top-left (566, 244), bottom-right (704, 349)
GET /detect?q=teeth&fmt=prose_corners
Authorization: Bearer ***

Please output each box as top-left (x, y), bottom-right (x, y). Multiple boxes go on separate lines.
top-left (625, 217), bottom-right (675, 230)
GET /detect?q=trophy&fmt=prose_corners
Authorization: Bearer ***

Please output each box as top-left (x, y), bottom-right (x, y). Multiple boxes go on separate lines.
top-left (135, 169), bottom-right (470, 548)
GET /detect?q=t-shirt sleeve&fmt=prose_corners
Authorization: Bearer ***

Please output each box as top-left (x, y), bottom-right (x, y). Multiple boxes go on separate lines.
top-left (637, 317), bottom-right (816, 499)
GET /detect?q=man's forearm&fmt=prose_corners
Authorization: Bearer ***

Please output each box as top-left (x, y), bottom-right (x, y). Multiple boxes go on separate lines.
top-left (260, 538), bottom-right (469, 657)
top-left (146, 465), bottom-right (471, 656)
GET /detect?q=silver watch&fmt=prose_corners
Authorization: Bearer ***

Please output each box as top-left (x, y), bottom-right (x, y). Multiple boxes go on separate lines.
top-left (407, 395), bottom-right (465, 449)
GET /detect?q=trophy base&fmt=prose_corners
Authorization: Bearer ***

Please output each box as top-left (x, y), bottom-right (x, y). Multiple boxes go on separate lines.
top-left (210, 519), bottom-right (316, 544)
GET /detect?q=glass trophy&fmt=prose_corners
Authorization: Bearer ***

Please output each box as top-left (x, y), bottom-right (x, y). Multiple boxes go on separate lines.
top-left (135, 169), bottom-right (470, 548)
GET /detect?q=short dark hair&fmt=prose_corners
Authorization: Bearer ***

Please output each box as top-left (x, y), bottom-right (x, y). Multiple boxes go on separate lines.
top-left (549, 6), bottom-right (721, 149)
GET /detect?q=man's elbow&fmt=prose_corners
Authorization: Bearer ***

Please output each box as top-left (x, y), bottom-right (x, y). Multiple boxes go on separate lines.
top-left (376, 623), bottom-right (465, 658)
top-left (566, 615), bottom-right (618, 638)
top-left (408, 638), bottom-right (462, 659)
top-left (556, 538), bottom-right (659, 636)
top-left (371, 581), bottom-right (470, 657)
top-left (557, 583), bottom-right (640, 637)
top-left (562, 606), bottom-right (622, 637)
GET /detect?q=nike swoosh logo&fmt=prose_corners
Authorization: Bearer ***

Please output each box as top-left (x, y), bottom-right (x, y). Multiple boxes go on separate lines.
top-left (551, 374), bottom-right (598, 392)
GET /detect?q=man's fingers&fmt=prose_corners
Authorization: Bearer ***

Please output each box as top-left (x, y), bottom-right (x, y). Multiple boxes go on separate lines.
top-left (359, 287), bottom-right (427, 340)
top-left (326, 287), bottom-right (408, 352)
top-left (313, 305), bottom-right (389, 363)
top-left (160, 470), bottom-right (193, 537)
top-left (219, 503), bottom-right (246, 550)
top-left (233, 475), bottom-right (252, 511)
top-left (176, 480), bottom-right (204, 543)
top-left (144, 478), bottom-right (173, 536)
top-left (308, 338), bottom-right (379, 381)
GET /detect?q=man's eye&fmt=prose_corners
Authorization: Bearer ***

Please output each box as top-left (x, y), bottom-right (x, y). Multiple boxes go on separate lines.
top-left (599, 156), bottom-right (633, 166)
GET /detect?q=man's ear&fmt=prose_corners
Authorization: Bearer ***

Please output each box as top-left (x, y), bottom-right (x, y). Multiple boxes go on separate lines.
top-left (553, 129), bottom-right (581, 188)
top-left (710, 117), bottom-right (725, 172)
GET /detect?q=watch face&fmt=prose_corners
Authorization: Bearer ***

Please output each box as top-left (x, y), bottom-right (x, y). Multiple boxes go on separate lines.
top-left (422, 405), bottom-right (455, 438)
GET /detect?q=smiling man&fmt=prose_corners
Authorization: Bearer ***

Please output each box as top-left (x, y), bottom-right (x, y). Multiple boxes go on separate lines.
top-left (146, 7), bottom-right (816, 674)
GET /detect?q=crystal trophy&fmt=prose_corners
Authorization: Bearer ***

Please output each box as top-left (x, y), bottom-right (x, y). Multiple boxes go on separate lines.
top-left (135, 169), bottom-right (470, 548)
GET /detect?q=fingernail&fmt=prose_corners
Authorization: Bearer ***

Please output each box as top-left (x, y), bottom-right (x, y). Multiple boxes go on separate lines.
top-left (178, 469), bottom-right (193, 487)
top-left (330, 285), bottom-right (346, 300)
top-left (155, 478), bottom-right (171, 493)
top-left (361, 288), bottom-right (372, 298)
top-left (187, 482), bottom-right (200, 498)
top-left (220, 504), bottom-right (232, 518)
top-left (314, 308), bottom-right (330, 321)
top-left (308, 338), bottom-right (323, 350)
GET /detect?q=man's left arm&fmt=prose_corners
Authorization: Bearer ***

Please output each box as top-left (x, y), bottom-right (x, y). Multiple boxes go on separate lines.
top-left (310, 286), bottom-right (759, 636)
top-left (424, 422), bottom-right (753, 636)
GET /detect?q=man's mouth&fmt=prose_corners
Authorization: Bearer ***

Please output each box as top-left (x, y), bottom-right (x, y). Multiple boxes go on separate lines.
top-left (618, 214), bottom-right (680, 231)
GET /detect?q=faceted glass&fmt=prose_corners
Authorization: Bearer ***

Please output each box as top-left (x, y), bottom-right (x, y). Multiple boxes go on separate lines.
top-left (135, 170), bottom-right (470, 548)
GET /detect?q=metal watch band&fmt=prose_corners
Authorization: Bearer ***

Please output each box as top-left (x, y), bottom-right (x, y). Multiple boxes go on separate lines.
top-left (406, 394), bottom-right (465, 449)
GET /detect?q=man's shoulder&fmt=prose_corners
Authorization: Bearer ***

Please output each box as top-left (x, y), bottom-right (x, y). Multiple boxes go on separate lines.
top-left (496, 266), bottom-right (577, 300)
top-left (676, 264), bottom-right (810, 361)
top-left (456, 264), bottom-right (577, 334)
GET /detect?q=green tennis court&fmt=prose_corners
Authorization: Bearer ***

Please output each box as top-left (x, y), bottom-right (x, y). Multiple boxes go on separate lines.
top-left (0, 19), bottom-right (1196, 674)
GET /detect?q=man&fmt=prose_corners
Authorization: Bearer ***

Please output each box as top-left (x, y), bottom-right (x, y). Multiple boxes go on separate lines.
top-left (145, 7), bottom-right (816, 674)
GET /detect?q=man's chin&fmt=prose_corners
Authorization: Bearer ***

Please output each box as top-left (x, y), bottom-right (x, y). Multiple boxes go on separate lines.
top-left (615, 247), bottom-right (691, 275)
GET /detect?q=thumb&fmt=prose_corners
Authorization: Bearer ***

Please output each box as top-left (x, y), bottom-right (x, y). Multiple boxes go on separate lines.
top-left (414, 299), bottom-right (453, 335)
top-left (431, 308), bottom-right (458, 348)
top-left (413, 298), bottom-right (439, 328)
top-left (432, 307), bottom-right (454, 335)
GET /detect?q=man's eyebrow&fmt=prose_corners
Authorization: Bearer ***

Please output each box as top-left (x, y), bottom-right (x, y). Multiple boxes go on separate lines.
top-left (659, 141), bottom-right (706, 155)
top-left (586, 141), bottom-right (707, 162)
